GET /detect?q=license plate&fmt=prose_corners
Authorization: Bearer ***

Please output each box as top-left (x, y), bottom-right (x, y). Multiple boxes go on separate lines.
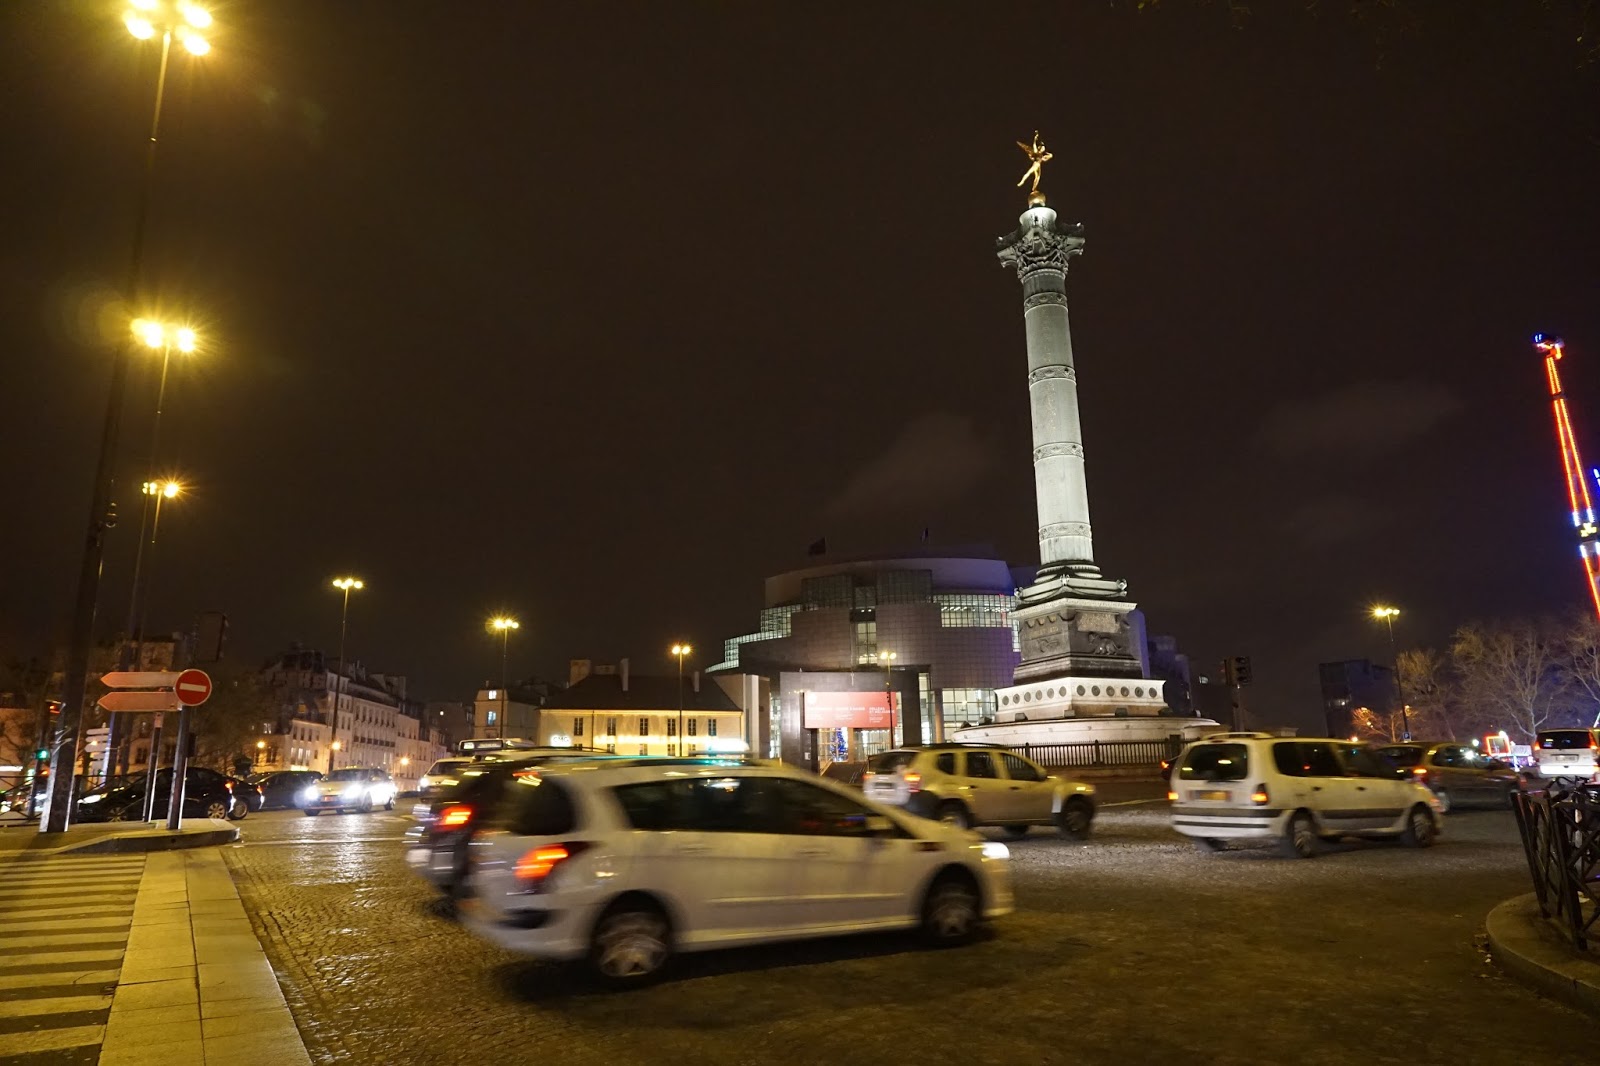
top-left (1193, 790), bottom-right (1230, 802)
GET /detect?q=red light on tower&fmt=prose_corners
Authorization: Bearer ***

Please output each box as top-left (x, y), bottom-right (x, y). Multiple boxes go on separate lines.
top-left (1534, 335), bottom-right (1600, 621)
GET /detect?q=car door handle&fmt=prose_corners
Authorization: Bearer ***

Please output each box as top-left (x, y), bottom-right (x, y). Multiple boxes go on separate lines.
top-left (1356, 786), bottom-right (1368, 791)
top-left (675, 845), bottom-right (712, 855)
top-left (1010, 786), bottom-right (1022, 791)
top-left (796, 847), bottom-right (829, 857)
top-left (1311, 786), bottom-right (1322, 792)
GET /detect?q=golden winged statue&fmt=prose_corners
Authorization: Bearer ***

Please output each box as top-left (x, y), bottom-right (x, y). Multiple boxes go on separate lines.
top-left (1016, 131), bottom-right (1052, 199)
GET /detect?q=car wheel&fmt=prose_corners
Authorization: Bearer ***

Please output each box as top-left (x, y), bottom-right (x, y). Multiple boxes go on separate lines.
top-left (1433, 789), bottom-right (1452, 814)
top-left (588, 902), bottom-right (672, 987)
top-left (359, 798), bottom-right (374, 814)
top-left (1002, 824), bottom-right (1029, 840)
top-left (937, 802), bottom-right (972, 831)
top-left (1281, 812), bottom-right (1319, 859)
top-left (1056, 798), bottom-right (1093, 840)
top-left (1192, 837), bottom-right (1225, 853)
top-left (304, 809), bottom-right (319, 817)
top-left (1400, 804), bottom-right (1435, 848)
top-left (228, 799), bottom-right (249, 820)
top-left (920, 872), bottom-right (982, 947)
top-left (105, 805), bottom-right (131, 823)
top-left (205, 800), bottom-right (230, 820)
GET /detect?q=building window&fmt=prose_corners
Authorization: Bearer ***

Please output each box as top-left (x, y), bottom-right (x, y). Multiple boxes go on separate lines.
top-left (854, 619), bottom-right (878, 663)
top-left (707, 719), bottom-right (718, 737)
top-left (639, 744), bottom-right (648, 756)
top-left (667, 719), bottom-right (677, 737)
top-left (688, 719), bottom-right (698, 737)
top-left (487, 710), bottom-right (498, 726)
top-left (574, 718), bottom-right (584, 737)
top-left (606, 717), bottom-right (617, 737)
top-left (638, 717), bottom-right (649, 737)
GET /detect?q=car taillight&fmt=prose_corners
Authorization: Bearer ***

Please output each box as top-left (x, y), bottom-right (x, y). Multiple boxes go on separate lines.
top-left (439, 805), bottom-right (472, 828)
top-left (903, 772), bottom-right (921, 792)
top-left (513, 841), bottom-right (590, 889)
top-left (1251, 784), bottom-right (1269, 806)
top-left (1166, 790), bottom-right (1177, 803)
top-left (863, 771), bottom-right (875, 781)
top-left (1412, 767), bottom-right (1428, 781)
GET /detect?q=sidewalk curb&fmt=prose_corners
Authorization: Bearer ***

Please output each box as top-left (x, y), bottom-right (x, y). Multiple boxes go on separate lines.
top-left (2, 825), bottom-right (239, 859)
top-left (1485, 892), bottom-right (1600, 1018)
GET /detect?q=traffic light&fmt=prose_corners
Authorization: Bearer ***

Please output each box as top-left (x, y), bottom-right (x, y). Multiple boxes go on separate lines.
top-left (34, 748), bottom-right (47, 761)
top-left (1232, 656), bottom-right (1253, 688)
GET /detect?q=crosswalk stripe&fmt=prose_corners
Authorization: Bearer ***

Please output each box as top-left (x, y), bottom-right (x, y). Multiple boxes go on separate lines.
top-left (0, 933), bottom-right (130, 948)
top-left (0, 969), bottom-right (118, 991)
top-left (0, 994), bottom-right (113, 1018)
top-left (0, 951), bottom-right (126, 973)
top-left (0, 905), bottom-right (133, 922)
top-left (0, 1022), bottom-right (106, 1056)
top-left (0, 916), bottom-right (131, 933)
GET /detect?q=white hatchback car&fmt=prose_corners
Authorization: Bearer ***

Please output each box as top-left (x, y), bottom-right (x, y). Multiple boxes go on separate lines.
top-left (457, 759), bottom-right (1014, 986)
top-left (1533, 728), bottom-right (1600, 782)
top-left (1168, 733), bottom-right (1443, 858)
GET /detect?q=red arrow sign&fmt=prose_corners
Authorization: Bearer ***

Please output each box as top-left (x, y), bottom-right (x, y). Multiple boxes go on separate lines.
top-left (175, 668), bottom-right (213, 706)
top-left (98, 690), bottom-right (182, 712)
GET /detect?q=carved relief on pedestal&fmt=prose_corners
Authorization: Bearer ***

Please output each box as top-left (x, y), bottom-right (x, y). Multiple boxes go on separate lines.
top-left (1039, 521), bottom-right (1092, 541)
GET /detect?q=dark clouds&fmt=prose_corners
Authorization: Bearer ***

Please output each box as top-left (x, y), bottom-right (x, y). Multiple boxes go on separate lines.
top-left (823, 414), bottom-right (995, 521)
top-left (1259, 380), bottom-right (1465, 460)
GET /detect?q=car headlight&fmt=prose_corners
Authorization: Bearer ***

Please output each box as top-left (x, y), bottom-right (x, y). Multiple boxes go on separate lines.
top-left (980, 841), bottom-right (1010, 861)
top-left (301, 785), bottom-right (319, 799)
top-left (419, 776), bottom-right (432, 790)
top-left (80, 794), bottom-right (103, 804)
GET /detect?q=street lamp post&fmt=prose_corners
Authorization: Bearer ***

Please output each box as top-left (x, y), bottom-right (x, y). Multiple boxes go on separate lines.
top-left (490, 617), bottom-right (519, 740)
top-left (671, 643), bottom-right (692, 755)
top-left (1372, 606), bottom-right (1411, 741)
top-left (255, 738), bottom-right (266, 770)
top-left (45, 0), bottom-right (214, 834)
top-left (113, 322), bottom-right (197, 777)
top-left (329, 577), bottom-right (363, 772)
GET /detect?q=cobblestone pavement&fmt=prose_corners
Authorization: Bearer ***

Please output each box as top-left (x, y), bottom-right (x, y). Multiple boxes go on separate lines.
top-left (223, 802), bottom-right (1590, 1066)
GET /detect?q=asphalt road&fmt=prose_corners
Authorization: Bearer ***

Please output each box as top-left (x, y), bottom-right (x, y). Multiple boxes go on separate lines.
top-left (221, 795), bottom-right (1591, 1066)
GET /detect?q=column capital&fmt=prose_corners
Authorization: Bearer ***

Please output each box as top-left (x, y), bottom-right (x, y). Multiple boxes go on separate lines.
top-left (996, 212), bottom-right (1085, 279)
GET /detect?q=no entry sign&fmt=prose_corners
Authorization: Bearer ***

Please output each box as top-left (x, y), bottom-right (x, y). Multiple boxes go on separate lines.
top-left (175, 668), bottom-right (213, 706)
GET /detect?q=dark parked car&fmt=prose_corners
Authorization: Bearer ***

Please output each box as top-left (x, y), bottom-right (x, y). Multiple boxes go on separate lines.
top-left (228, 776), bottom-right (265, 813)
top-left (76, 767), bottom-right (247, 822)
top-left (1375, 742), bottom-right (1523, 812)
top-left (250, 770), bottom-right (324, 811)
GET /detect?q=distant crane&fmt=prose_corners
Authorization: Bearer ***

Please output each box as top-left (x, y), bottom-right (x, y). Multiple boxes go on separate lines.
top-left (1534, 334), bottom-right (1600, 622)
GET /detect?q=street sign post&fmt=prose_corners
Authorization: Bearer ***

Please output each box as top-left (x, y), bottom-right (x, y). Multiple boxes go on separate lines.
top-left (166, 669), bottom-right (212, 831)
top-left (97, 691), bottom-right (182, 713)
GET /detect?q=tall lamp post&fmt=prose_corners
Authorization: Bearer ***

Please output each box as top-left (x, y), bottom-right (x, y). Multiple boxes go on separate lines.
top-left (45, 0), bottom-right (214, 834)
top-left (1372, 606), bottom-right (1411, 741)
top-left (489, 616), bottom-right (519, 740)
top-left (329, 577), bottom-right (363, 772)
top-left (671, 643), bottom-right (692, 754)
top-left (113, 320), bottom-right (197, 778)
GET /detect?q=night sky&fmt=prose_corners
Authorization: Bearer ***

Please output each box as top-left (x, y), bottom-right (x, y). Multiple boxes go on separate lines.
top-left (4, 2), bottom-right (1598, 732)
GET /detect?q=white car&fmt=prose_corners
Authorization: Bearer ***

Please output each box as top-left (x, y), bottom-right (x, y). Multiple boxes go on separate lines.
top-left (302, 767), bottom-right (397, 815)
top-left (1168, 733), bottom-right (1443, 858)
top-left (457, 759), bottom-right (1014, 986)
top-left (1533, 728), bottom-right (1600, 782)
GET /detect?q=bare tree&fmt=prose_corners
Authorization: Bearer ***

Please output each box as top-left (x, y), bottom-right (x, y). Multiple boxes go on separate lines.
top-left (1562, 612), bottom-right (1600, 728)
top-left (1396, 647), bottom-right (1461, 740)
top-left (1350, 704), bottom-right (1406, 743)
top-left (1450, 620), bottom-right (1572, 742)
top-left (189, 670), bottom-right (280, 775)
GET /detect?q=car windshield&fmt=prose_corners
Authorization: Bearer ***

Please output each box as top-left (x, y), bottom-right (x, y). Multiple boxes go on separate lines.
top-left (866, 751), bottom-right (918, 773)
top-left (324, 769), bottom-right (370, 782)
top-left (1538, 731), bottom-right (1593, 750)
top-left (1376, 747), bottom-right (1425, 768)
top-left (426, 759), bottom-right (470, 777)
top-left (1177, 744), bottom-right (1249, 782)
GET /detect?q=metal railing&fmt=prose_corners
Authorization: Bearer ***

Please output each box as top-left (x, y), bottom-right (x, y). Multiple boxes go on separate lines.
top-left (1014, 738), bottom-right (1183, 769)
top-left (1510, 785), bottom-right (1600, 951)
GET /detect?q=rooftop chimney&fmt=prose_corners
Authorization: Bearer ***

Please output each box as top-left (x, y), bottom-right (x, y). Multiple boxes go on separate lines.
top-left (621, 658), bottom-right (630, 692)
top-left (569, 659), bottom-right (593, 686)
top-left (692, 670), bottom-right (700, 694)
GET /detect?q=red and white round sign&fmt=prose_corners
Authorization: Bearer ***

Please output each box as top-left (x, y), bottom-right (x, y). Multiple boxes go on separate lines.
top-left (175, 668), bottom-right (213, 706)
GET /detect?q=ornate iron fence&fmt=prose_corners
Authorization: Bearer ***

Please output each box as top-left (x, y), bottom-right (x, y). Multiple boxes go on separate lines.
top-left (1510, 785), bottom-right (1600, 951)
top-left (1014, 738), bottom-right (1184, 770)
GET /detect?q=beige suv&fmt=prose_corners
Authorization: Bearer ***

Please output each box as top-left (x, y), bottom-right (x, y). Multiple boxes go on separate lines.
top-left (863, 744), bottom-right (1097, 839)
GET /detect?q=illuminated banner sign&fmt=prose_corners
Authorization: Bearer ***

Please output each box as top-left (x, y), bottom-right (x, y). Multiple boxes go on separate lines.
top-left (803, 691), bottom-right (899, 730)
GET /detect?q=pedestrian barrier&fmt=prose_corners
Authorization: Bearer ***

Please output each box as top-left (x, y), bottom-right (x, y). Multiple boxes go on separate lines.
top-left (1510, 784), bottom-right (1600, 951)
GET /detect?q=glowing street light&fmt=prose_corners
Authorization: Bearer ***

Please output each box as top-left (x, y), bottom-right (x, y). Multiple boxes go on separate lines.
top-left (489, 616), bottom-right (520, 740)
top-left (48, 2), bottom-right (219, 833)
top-left (1370, 605), bottom-right (1411, 741)
top-left (671, 643), bottom-right (692, 754)
top-left (329, 577), bottom-right (364, 771)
